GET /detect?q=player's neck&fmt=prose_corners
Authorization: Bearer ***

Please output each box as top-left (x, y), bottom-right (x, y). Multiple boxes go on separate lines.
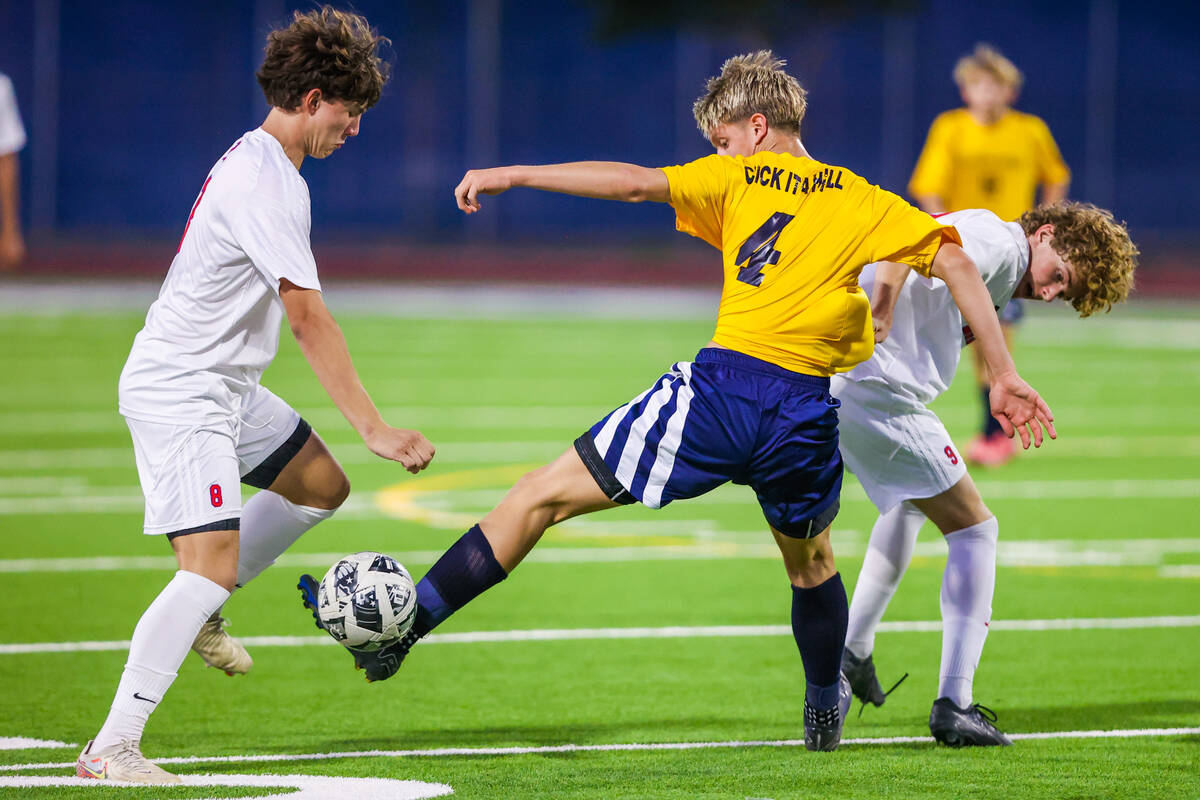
top-left (260, 108), bottom-right (307, 170)
top-left (759, 133), bottom-right (811, 160)
top-left (967, 106), bottom-right (1008, 125)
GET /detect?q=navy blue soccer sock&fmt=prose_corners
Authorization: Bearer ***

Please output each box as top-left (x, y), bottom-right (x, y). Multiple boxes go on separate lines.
top-left (411, 524), bottom-right (508, 637)
top-left (791, 572), bottom-right (849, 709)
top-left (981, 387), bottom-right (1004, 437)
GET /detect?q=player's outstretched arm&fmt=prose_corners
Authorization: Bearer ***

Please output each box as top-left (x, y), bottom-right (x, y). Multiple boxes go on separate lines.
top-left (280, 279), bottom-right (435, 473)
top-left (454, 162), bottom-right (670, 213)
top-left (868, 261), bottom-right (913, 343)
top-left (0, 152), bottom-right (25, 269)
top-left (930, 244), bottom-right (1056, 449)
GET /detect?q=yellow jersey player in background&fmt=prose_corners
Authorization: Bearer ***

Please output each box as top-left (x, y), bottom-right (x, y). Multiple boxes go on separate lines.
top-left (299, 51), bottom-right (1053, 752)
top-left (909, 43), bottom-right (1071, 466)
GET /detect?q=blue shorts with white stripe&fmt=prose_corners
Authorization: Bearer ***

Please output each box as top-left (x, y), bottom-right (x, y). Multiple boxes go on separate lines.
top-left (574, 347), bottom-right (842, 539)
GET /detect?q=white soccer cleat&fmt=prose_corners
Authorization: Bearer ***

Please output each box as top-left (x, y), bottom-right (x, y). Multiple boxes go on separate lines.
top-left (75, 739), bottom-right (181, 784)
top-left (191, 616), bottom-right (253, 675)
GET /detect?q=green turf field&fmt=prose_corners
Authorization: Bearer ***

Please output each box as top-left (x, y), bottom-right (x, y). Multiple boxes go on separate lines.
top-left (0, 290), bottom-right (1197, 799)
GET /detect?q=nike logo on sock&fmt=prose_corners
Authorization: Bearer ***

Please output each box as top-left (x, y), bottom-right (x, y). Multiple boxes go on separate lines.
top-left (133, 692), bottom-right (157, 704)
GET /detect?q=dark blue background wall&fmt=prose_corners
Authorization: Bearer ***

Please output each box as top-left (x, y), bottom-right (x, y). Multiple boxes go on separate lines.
top-left (0, 0), bottom-right (1194, 249)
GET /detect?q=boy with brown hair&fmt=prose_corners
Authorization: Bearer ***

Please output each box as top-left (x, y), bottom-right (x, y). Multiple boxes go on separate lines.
top-left (76, 7), bottom-right (433, 784)
top-left (837, 201), bottom-right (1136, 745)
top-left (301, 51), bottom-right (1053, 752)
top-left (910, 43), bottom-right (1072, 466)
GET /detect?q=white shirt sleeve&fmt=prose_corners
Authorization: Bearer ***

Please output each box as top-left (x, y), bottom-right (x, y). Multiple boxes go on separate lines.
top-left (0, 75), bottom-right (27, 156)
top-left (229, 195), bottom-right (322, 295)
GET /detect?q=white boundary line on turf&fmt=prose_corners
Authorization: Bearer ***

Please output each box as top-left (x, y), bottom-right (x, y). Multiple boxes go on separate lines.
top-left (2, 615), bottom-right (1197, 655)
top-left (3, 727), bottom-right (1197, 770)
top-left (6, 535), bottom-right (1200, 572)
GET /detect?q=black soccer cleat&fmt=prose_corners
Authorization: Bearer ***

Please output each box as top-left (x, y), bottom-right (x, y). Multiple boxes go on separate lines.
top-left (804, 674), bottom-right (852, 752)
top-left (841, 649), bottom-right (886, 707)
top-left (929, 697), bottom-right (1013, 747)
top-left (298, 573), bottom-right (421, 683)
top-left (351, 629), bottom-right (421, 683)
top-left (840, 648), bottom-right (908, 716)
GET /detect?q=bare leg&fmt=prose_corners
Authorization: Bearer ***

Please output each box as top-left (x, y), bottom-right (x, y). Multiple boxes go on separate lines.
top-left (479, 446), bottom-right (620, 572)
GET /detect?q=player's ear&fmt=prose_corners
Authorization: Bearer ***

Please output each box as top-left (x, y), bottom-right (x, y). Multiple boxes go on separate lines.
top-left (749, 113), bottom-right (768, 144)
top-left (302, 88), bottom-right (323, 115)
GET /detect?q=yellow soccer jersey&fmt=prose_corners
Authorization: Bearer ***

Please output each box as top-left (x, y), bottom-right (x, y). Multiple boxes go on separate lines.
top-left (908, 108), bottom-right (1071, 221)
top-left (660, 152), bottom-right (960, 376)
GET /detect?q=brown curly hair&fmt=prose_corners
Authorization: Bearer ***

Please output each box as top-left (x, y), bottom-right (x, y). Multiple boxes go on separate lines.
top-left (1019, 201), bottom-right (1138, 317)
top-left (256, 7), bottom-right (390, 112)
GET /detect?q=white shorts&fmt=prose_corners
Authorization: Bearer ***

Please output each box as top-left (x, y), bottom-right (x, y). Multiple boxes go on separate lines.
top-left (125, 386), bottom-right (305, 535)
top-left (831, 377), bottom-right (966, 514)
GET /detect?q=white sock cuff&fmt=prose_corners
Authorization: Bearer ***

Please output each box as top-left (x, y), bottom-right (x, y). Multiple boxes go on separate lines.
top-left (266, 490), bottom-right (337, 524)
top-left (114, 663), bottom-right (175, 705)
top-left (944, 516), bottom-right (998, 546)
top-left (173, 569), bottom-right (232, 611)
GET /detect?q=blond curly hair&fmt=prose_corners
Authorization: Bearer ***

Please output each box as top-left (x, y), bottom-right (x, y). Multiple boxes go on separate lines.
top-left (1019, 202), bottom-right (1138, 317)
top-left (953, 44), bottom-right (1023, 93)
top-left (692, 50), bottom-right (807, 138)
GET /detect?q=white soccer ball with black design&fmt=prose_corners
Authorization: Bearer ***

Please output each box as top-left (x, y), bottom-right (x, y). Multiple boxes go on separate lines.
top-left (316, 551), bottom-right (418, 650)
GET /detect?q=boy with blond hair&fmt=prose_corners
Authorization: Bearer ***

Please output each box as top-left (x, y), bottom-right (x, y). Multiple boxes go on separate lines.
top-left (837, 202), bottom-right (1136, 745)
top-left (300, 51), bottom-right (1053, 752)
top-left (76, 7), bottom-right (433, 785)
top-left (910, 43), bottom-right (1072, 466)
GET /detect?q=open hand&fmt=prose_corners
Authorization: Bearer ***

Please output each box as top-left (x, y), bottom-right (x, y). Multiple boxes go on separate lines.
top-left (988, 371), bottom-right (1056, 449)
top-left (365, 427), bottom-right (435, 474)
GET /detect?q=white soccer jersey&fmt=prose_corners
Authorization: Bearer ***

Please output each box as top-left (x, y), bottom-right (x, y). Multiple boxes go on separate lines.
top-left (840, 209), bottom-right (1029, 407)
top-left (119, 128), bottom-right (321, 424)
top-left (0, 74), bottom-right (26, 156)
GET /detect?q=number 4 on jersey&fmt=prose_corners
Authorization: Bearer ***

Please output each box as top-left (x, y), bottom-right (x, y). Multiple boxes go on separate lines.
top-left (735, 212), bottom-right (795, 287)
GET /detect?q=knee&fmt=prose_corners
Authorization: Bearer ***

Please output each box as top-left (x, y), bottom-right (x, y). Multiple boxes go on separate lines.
top-left (320, 469), bottom-right (351, 510)
top-left (782, 532), bottom-right (837, 588)
top-left (789, 550), bottom-right (836, 588)
top-left (505, 465), bottom-right (571, 521)
top-left (935, 502), bottom-right (992, 536)
top-left (176, 535), bottom-right (239, 591)
top-left (301, 464), bottom-right (350, 511)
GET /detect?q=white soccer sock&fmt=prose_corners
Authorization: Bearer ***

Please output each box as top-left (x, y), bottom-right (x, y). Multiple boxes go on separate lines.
top-left (236, 490), bottom-right (334, 587)
top-left (845, 502), bottom-right (926, 659)
top-left (938, 516), bottom-right (999, 708)
top-left (93, 570), bottom-right (230, 751)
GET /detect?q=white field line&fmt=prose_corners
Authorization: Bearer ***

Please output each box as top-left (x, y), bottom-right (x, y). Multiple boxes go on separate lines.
top-left (2, 615), bottom-right (1197, 655)
top-left (1161, 565), bottom-right (1200, 578)
top-left (0, 407), bottom-right (604, 435)
top-left (2, 727), bottom-right (1198, 770)
top-left (3, 404), bottom-right (1200, 436)
top-left (2, 477), bottom-right (1200, 517)
top-left (3, 537), bottom-right (1200, 574)
top-left (0, 774), bottom-right (453, 799)
top-left (0, 738), bottom-right (74, 751)
top-left (4, 435), bottom-right (1200, 472)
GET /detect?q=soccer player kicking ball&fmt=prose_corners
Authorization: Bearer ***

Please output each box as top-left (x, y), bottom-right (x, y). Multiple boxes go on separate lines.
top-left (301, 51), bottom-right (1051, 752)
top-left (76, 8), bottom-right (433, 785)
top-left (836, 202), bottom-right (1136, 745)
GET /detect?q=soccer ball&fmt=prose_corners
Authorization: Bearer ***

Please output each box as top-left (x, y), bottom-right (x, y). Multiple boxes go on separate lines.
top-left (316, 551), bottom-right (418, 650)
